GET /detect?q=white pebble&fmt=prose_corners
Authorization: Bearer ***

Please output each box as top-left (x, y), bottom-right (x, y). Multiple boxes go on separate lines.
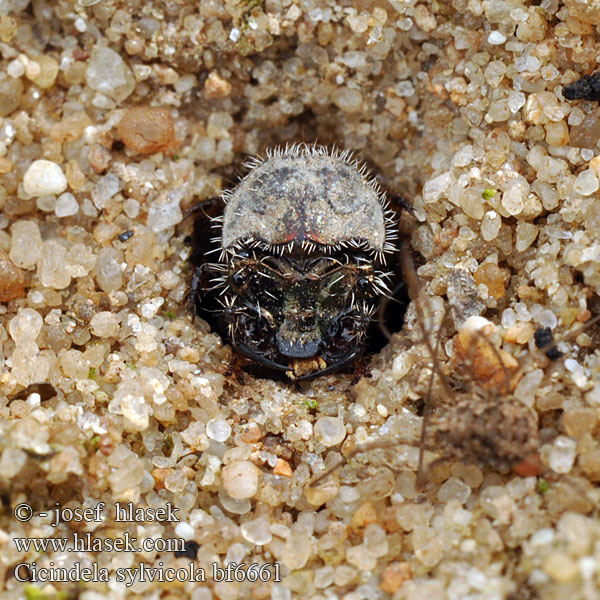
top-left (547, 436), bottom-right (577, 474)
top-left (339, 485), bottom-right (360, 503)
top-left (219, 493), bottom-right (251, 515)
top-left (37, 195), bottom-right (56, 212)
top-left (501, 186), bottom-right (525, 216)
top-left (92, 173), bottom-right (121, 209)
top-left (568, 107), bottom-right (585, 126)
top-left (270, 523), bottom-right (290, 539)
top-left (531, 306), bottom-right (557, 328)
top-left (507, 90), bottom-right (526, 113)
top-left (481, 210), bottom-right (501, 241)
top-left (241, 516), bottom-right (272, 545)
top-left (39, 240), bottom-right (71, 289)
top-left (271, 584), bottom-right (292, 600)
top-left (94, 247), bottom-right (123, 292)
top-left (395, 80), bottom-right (415, 97)
top-left (225, 542), bottom-right (248, 565)
top-left (515, 222), bottom-right (538, 252)
top-left (55, 192), bottom-right (79, 217)
top-left (221, 461), bottom-right (260, 499)
top-left (140, 297), bottom-right (164, 319)
top-left (10, 220), bottom-right (42, 269)
top-left (581, 149), bottom-right (595, 161)
top-left (453, 144), bottom-right (474, 167)
top-left (174, 74), bottom-right (196, 94)
top-left (423, 171), bottom-right (452, 203)
top-left (579, 556), bottom-right (597, 580)
top-left (349, 403), bottom-right (367, 421)
top-left (86, 46), bottom-right (135, 103)
top-left (376, 404), bottom-right (389, 418)
top-left (364, 523), bottom-right (389, 556)
top-left (462, 315), bottom-right (493, 333)
top-left (206, 418), bottom-right (232, 442)
top-left (585, 383), bottom-right (600, 407)
top-left (74, 17), bottom-right (87, 32)
top-left (147, 190), bottom-right (184, 232)
top-left (487, 31), bottom-right (507, 45)
top-left (313, 417), bottom-right (346, 447)
top-left (0, 448), bottom-right (27, 478)
top-left (392, 352), bottom-right (412, 378)
top-left (23, 160), bottom-right (67, 197)
top-left (331, 86), bottom-right (363, 113)
top-left (121, 394), bottom-right (150, 430)
top-left (124, 198), bottom-right (140, 218)
top-left (573, 169), bottom-right (599, 196)
top-left (526, 56), bottom-right (541, 72)
top-left (81, 198), bottom-right (98, 217)
top-left (514, 302), bottom-right (531, 321)
top-left (90, 311), bottom-right (120, 337)
top-left (565, 359), bottom-right (587, 388)
top-left (501, 308), bottom-right (517, 328)
top-left (9, 308), bottom-right (43, 343)
top-left (7, 59), bottom-right (25, 78)
top-left (174, 522), bottom-right (195, 540)
top-left (530, 528), bottom-right (555, 546)
top-left (514, 368), bottom-right (544, 407)
top-left (346, 544), bottom-right (376, 570)
top-left (314, 566), bottom-right (334, 588)
top-left (437, 476), bottom-right (471, 504)
top-left (26, 393), bottom-right (41, 408)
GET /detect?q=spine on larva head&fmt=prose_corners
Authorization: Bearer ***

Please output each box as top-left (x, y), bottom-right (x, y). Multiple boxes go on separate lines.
top-left (199, 144), bottom-right (401, 381)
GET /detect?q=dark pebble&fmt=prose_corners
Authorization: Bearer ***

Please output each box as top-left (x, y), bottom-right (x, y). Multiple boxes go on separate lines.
top-left (534, 327), bottom-right (563, 360)
top-left (174, 539), bottom-right (199, 559)
top-left (563, 73), bottom-right (600, 102)
top-left (118, 230), bottom-right (134, 242)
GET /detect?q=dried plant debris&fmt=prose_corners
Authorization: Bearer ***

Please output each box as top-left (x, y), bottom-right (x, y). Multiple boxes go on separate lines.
top-left (2, 0), bottom-right (600, 599)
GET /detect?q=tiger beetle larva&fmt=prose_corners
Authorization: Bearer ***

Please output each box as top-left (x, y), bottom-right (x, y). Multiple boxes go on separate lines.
top-left (189, 144), bottom-right (407, 381)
